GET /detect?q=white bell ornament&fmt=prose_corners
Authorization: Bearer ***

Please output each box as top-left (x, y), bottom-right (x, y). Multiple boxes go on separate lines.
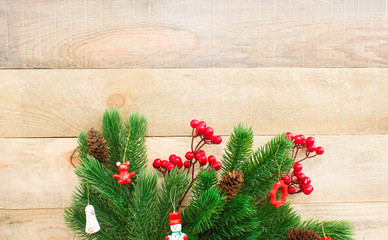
top-left (85, 205), bottom-right (100, 234)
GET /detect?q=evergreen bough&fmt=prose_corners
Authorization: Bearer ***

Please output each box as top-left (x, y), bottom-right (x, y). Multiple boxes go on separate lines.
top-left (65, 109), bottom-right (354, 239)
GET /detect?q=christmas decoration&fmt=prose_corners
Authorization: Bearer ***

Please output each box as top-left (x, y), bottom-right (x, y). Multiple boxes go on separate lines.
top-left (64, 109), bottom-right (354, 240)
top-left (282, 132), bottom-right (325, 196)
top-left (85, 205), bottom-right (100, 234)
top-left (153, 119), bottom-right (223, 176)
top-left (270, 180), bottom-right (289, 208)
top-left (87, 128), bottom-right (109, 165)
top-left (166, 212), bottom-right (188, 240)
top-left (218, 170), bottom-right (244, 201)
top-left (287, 228), bottom-right (321, 240)
top-left (113, 161), bottom-right (136, 184)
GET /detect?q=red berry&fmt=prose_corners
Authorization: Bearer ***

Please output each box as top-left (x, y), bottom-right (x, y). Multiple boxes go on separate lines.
top-left (285, 132), bottom-right (293, 140)
top-left (183, 160), bottom-right (191, 168)
top-left (303, 177), bottom-right (311, 185)
top-left (185, 151), bottom-right (194, 160)
top-left (315, 146), bottom-right (324, 155)
top-left (212, 162), bottom-right (222, 170)
top-left (293, 163), bottom-right (303, 172)
top-left (296, 172), bottom-right (306, 181)
top-left (299, 135), bottom-right (305, 140)
top-left (213, 136), bottom-right (222, 144)
top-left (205, 127), bottom-right (214, 136)
top-left (306, 137), bottom-right (315, 145)
top-left (196, 125), bottom-right (206, 135)
top-left (282, 175), bottom-right (291, 184)
top-left (208, 155), bottom-right (216, 165)
top-left (293, 136), bottom-right (302, 144)
top-left (205, 135), bottom-right (213, 140)
top-left (307, 144), bottom-right (316, 152)
top-left (153, 159), bottom-right (162, 168)
top-left (288, 186), bottom-right (296, 194)
top-left (198, 155), bottom-right (207, 166)
top-left (299, 183), bottom-right (306, 190)
top-left (166, 163), bottom-right (175, 171)
top-left (197, 150), bottom-right (205, 155)
top-left (195, 150), bottom-right (205, 160)
top-left (300, 138), bottom-right (307, 146)
top-left (169, 154), bottom-right (176, 162)
top-left (161, 160), bottom-right (169, 168)
top-left (303, 185), bottom-right (313, 195)
top-left (321, 237), bottom-right (332, 240)
top-left (190, 119), bottom-right (199, 128)
top-left (172, 156), bottom-right (182, 165)
top-left (198, 121), bottom-right (206, 127)
top-left (177, 162), bottom-right (183, 169)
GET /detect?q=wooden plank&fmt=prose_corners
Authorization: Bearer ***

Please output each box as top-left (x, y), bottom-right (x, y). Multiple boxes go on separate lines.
top-left (0, 0), bottom-right (7, 66)
top-left (1, 202), bottom-right (386, 240)
top-left (0, 68), bottom-right (387, 137)
top-left (1, 135), bottom-right (387, 209)
top-left (1, 0), bottom-right (388, 68)
top-left (0, 209), bottom-right (73, 240)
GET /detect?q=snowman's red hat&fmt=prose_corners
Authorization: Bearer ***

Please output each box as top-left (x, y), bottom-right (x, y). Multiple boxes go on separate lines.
top-left (168, 212), bottom-right (182, 225)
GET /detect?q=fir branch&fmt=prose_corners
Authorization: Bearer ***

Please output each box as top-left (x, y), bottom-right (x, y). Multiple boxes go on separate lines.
top-left (221, 124), bottom-right (254, 175)
top-left (204, 194), bottom-right (262, 240)
top-left (191, 168), bottom-right (219, 200)
top-left (183, 186), bottom-right (226, 236)
top-left (157, 169), bottom-right (191, 239)
top-left (77, 131), bottom-right (89, 162)
top-left (121, 112), bottom-right (148, 174)
top-left (240, 133), bottom-right (294, 202)
top-left (102, 108), bottom-right (124, 172)
top-left (183, 169), bottom-right (226, 237)
top-left (300, 219), bottom-right (354, 240)
top-left (129, 170), bottom-right (159, 240)
top-left (256, 201), bottom-right (301, 240)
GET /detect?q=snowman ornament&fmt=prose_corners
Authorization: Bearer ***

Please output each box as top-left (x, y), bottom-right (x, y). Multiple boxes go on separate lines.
top-left (166, 212), bottom-right (188, 240)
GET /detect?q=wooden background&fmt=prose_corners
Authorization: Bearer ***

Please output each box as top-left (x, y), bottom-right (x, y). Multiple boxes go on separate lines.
top-left (0, 0), bottom-right (387, 239)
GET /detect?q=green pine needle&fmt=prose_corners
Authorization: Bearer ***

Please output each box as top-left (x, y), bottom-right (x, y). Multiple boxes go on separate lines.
top-left (121, 112), bottom-right (148, 174)
top-left (102, 108), bottom-right (124, 172)
top-left (221, 124), bottom-right (254, 175)
top-left (183, 186), bottom-right (226, 235)
top-left (241, 133), bottom-right (294, 202)
top-left (300, 219), bottom-right (355, 240)
top-left (129, 170), bottom-right (159, 240)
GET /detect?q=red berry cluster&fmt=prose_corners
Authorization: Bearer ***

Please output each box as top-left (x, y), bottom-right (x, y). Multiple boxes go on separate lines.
top-left (153, 119), bottom-right (222, 176)
top-left (282, 132), bottom-right (325, 195)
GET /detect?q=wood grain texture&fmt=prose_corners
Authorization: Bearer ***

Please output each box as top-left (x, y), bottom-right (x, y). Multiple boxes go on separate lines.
top-left (0, 68), bottom-right (387, 137)
top-left (0, 209), bottom-right (73, 240)
top-left (1, 0), bottom-right (387, 68)
top-left (1, 135), bottom-right (387, 209)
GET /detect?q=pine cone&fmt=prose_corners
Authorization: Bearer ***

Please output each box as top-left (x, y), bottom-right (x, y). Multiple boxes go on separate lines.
top-left (218, 170), bottom-right (244, 201)
top-left (87, 128), bottom-right (109, 165)
top-left (286, 228), bottom-right (321, 240)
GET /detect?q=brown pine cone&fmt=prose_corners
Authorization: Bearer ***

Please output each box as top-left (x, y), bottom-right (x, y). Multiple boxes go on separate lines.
top-left (87, 128), bottom-right (109, 165)
top-left (286, 228), bottom-right (321, 240)
top-left (218, 170), bottom-right (244, 201)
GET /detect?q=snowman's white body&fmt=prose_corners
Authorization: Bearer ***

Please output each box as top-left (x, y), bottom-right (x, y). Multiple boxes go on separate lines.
top-left (166, 224), bottom-right (188, 240)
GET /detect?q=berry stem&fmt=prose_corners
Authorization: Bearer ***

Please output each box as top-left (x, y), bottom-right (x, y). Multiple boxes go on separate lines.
top-left (194, 138), bottom-right (205, 153)
top-left (191, 128), bottom-right (195, 152)
top-left (195, 140), bottom-right (207, 153)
